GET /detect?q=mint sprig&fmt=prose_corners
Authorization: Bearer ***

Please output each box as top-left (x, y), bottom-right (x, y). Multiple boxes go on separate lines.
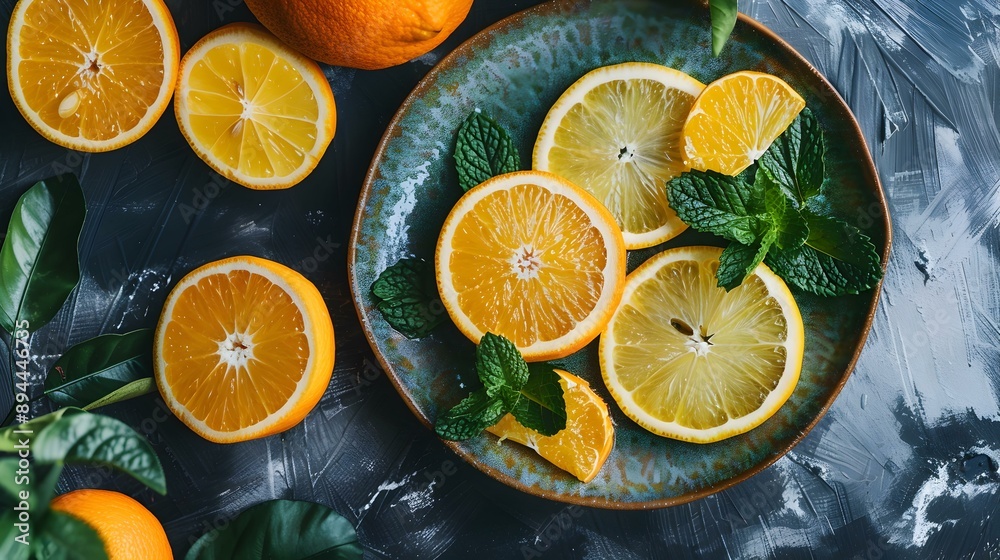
top-left (454, 112), bottom-right (521, 191)
top-left (666, 108), bottom-right (883, 295)
top-left (371, 259), bottom-right (444, 339)
top-left (435, 334), bottom-right (566, 440)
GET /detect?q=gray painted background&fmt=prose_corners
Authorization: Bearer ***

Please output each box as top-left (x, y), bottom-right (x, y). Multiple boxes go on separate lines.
top-left (1, 0), bottom-right (998, 558)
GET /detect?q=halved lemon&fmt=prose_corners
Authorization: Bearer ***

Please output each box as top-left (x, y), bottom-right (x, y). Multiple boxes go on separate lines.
top-left (7, 0), bottom-right (180, 152)
top-left (600, 246), bottom-right (804, 443)
top-left (154, 256), bottom-right (335, 443)
top-left (436, 171), bottom-right (626, 362)
top-left (174, 23), bottom-right (336, 190)
top-left (487, 368), bottom-right (614, 483)
top-left (534, 63), bottom-right (705, 249)
top-left (682, 71), bottom-right (805, 176)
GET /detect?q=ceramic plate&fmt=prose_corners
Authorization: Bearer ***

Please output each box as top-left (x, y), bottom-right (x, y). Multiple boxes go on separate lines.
top-left (349, 0), bottom-right (891, 509)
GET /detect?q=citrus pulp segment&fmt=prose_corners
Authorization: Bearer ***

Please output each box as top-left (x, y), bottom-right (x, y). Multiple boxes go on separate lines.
top-left (6, 0), bottom-right (180, 152)
top-left (435, 171), bottom-right (626, 362)
top-left (154, 256), bottom-right (335, 443)
top-left (600, 246), bottom-right (804, 443)
top-left (533, 63), bottom-right (705, 249)
top-left (487, 369), bottom-right (614, 483)
top-left (174, 23), bottom-right (336, 189)
top-left (682, 70), bottom-right (806, 176)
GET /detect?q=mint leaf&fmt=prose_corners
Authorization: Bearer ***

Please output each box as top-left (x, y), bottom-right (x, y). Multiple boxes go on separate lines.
top-left (666, 171), bottom-right (766, 245)
top-left (765, 212), bottom-right (883, 296)
top-left (371, 259), bottom-right (444, 339)
top-left (509, 363), bottom-right (567, 436)
top-left (709, 0), bottom-right (739, 56)
top-left (475, 333), bottom-right (529, 397)
top-left (759, 169), bottom-right (809, 249)
top-left (454, 112), bottom-right (520, 191)
top-left (435, 388), bottom-right (506, 441)
top-left (759, 108), bottom-right (825, 205)
top-left (717, 234), bottom-right (775, 291)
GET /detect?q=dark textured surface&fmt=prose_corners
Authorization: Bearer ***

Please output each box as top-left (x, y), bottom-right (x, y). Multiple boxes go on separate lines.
top-left (1, 0), bottom-right (998, 558)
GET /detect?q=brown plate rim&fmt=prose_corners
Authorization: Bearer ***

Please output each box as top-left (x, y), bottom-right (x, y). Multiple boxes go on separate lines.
top-left (347, 0), bottom-right (894, 510)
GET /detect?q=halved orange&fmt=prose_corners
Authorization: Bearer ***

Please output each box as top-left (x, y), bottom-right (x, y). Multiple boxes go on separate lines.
top-left (174, 23), bottom-right (336, 190)
top-left (682, 71), bottom-right (805, 176)
top-left (487, 369), bottom-right (614, 483)
top-left (436, 171), bottom-right (627, 362)
top-left (7, 0), bottom-right (180, 152)
top-left (154, 256), bottom-right (335, 443)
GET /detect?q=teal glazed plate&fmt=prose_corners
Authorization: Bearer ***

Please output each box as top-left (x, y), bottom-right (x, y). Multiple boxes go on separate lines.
top-left (349, 0), bottom-right (891, 509)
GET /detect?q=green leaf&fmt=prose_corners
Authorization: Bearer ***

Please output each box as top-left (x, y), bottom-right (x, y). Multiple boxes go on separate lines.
top-left (371, 259), bottom-right (445, 339)
top-left (0, 510), bottom-right (31, 560)
top-left (0, 458), bottom-right (62, 520)
top-left (475, 333), bottom-right (529, 396)
top-left (759, 108), bottom-right (825, 205)
top-left (717, 236), bottom-right (775, 291)
top-left (709, 0), bottom-right (739, 56)
top-left (765, 212), bottom-right (883, 296)
top-left (759, 169), bottom-right (809, 249)
top-left (31, 409), bottom-right (166, 495)
top-left (0, 175), bottom-right (86, 334)
top-left (666, 171), bottom-right (766, 245)
top-left (33, 511), bottom-right (109, 560)
top-left (509, 364), bottom-right (566, 436)
top-left (82, 378), bottom-right (156, 411)
top-left (454, 112), bottom-right (520, 191)
top-left (185, 499), bottom-right (362, 560)
top-left (44, 329), bottom-right (154, 408)
top-left (435, 388), bottom-right (506, 441)
top-left (0, 408), bottom-right (84, 452)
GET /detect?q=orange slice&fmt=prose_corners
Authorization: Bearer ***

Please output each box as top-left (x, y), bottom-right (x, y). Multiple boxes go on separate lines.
top-left (600, 246), bottom-right (804, 443)
top-left (534, 63), bottom-right (705, 249)
top-left (487, 369), bottom-right (614, 483)
top-left (682, 71), bottom-right (805, 176)
top-left (174, 23), bottom-right (336, 190)
top-left (435, 171), bottom-right (627, 362)
top-left (154, 256), bottom-right (335, 443)
top-left (7, 0), bottom-right (180, 152)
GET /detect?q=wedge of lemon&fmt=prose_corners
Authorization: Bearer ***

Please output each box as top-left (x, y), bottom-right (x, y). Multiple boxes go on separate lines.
top-left (534, 63), bottom-right (705, 249)
top-left (174, 23), bottom-right (336, 190)
top-left (154, 256), bottom-right (335, 443)
top-left (435, 171), bottom-right (626, 362)
top-left (487, 368), bottom-right (614, 483)
top-left (682, 71), bottom-right (805, 176)
top-left (599, 246), bottom-right (804, 443)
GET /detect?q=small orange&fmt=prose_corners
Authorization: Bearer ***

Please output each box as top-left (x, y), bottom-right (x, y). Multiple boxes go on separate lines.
top-left (154, 256), bottom-right (335, 443)
top-left (50, 489), bottom-right (171, 560)
top-left (7, 0), bottom-right (180, 152)
top-left (174, 23), bottom-right (337, 190)
top-left (435, 171), bottom-right (627, 362)
top-left (487, 369), bottom-right (614, 483)
top-left (682, 71), bottom-right (805, 176)
top-left (244, 0), bottom-right (473, 70)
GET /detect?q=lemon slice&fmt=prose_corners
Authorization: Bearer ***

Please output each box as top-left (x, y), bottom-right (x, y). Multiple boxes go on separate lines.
top-left (435, 171), bottom-right (626, 362)
top-left (682, 71), bottom-right (805, 176)
top-left (174, 23), bottom-right (337, 190)
top-left (534, 63), bottom-right (705, 249)
top-left (599, 246), bottom-right (804, 443)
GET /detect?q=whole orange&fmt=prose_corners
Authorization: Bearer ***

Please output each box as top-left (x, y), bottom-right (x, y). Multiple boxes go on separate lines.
top-left (49, 489), bottom-right (172, 560)
top-left (244, 0), bottom-right (474, 70)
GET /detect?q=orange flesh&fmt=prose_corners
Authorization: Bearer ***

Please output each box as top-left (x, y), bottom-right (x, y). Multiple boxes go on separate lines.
top-left (448, 183), bottom-right (609, 349)
top-left (14, 0), bottom-right (167, 141)
top-left (159, 270), bottom-right (309, 432)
